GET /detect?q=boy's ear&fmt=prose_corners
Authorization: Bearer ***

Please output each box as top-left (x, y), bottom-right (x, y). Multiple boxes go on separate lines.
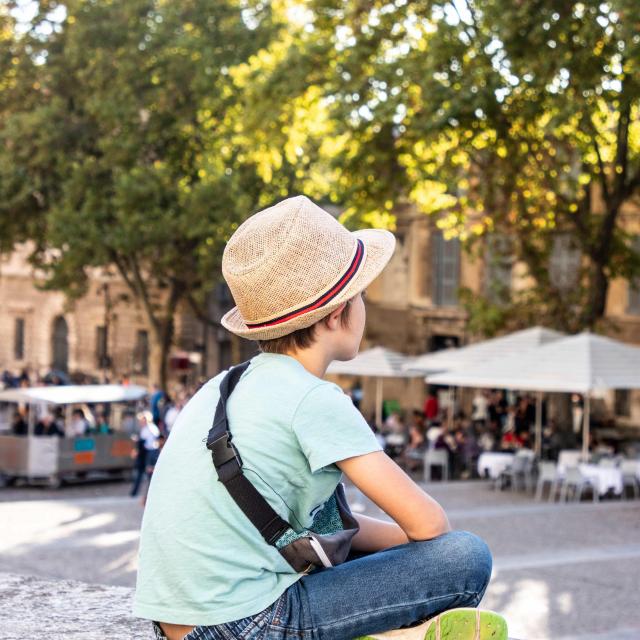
top-left (325, 302), bottom-right (348, 329)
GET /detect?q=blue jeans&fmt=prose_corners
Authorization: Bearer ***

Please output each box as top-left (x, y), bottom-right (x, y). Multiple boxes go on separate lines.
top-left (131, 452), bottom-right (149, 497)
top-left (153, 531), bottom-right (492, 640)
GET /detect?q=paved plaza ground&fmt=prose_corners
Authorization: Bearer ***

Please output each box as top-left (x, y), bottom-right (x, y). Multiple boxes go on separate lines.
top-left (1, 478), bottom-right (639, 639)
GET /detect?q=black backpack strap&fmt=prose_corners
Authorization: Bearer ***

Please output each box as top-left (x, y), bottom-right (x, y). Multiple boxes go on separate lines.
top-left (206, 361), bottom-right (291, 546)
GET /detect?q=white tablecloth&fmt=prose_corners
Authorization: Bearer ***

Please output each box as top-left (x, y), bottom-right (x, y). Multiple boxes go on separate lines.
top-left (578, 464), bottom-right (623, 496)
top-left (384, 433), bottom-right (406, 447)
top-left (558, 450), bottom-right (583, 468)
top-left (478, 452), bottom-right (515, 480)
top-left (622, 460), bottom-right (640, 481)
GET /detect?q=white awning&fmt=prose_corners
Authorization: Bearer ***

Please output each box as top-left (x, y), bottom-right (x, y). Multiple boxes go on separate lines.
top-left (427, 332), bottom-right (640, 393)
top-left (326, 346), bottom-right (420, 378)
top-left (404, 326), bottom-right (565, 374)
top-left (0, 384), bottom-right (148, 405)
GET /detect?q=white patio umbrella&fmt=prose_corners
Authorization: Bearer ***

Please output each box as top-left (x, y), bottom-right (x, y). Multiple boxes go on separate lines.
top-left (327, 347), bottom-right (421, 426)
top-left (427, 332), bottom-right (640, 459)
top-left (403, 326), bottom-right (565, 432)
top-left (403, 326), bottom-right (565, 374)
top-left (0, 384), bottom-right (148, 405)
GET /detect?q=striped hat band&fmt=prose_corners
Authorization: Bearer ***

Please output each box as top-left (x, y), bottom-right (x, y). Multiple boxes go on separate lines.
top-left (245, 239), bottom-right (365, 329)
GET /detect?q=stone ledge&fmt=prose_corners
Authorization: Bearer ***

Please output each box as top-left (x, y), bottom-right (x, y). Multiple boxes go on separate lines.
top-left (0, 572), bottom-right (521, 640)
top-left (0, 572), bottom-right (149, 640)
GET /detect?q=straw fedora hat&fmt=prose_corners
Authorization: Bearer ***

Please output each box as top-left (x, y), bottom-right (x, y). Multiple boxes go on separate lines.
top-left (221, 195), bottom-right (396, 340)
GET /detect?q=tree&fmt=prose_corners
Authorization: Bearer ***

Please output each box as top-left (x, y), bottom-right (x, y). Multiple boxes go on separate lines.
top-left (239, 0), bottom-right (640, 332)
top-left (0, 0), bottom-right (286, 386)
top-left (0, 2), bottom-right (58, 251)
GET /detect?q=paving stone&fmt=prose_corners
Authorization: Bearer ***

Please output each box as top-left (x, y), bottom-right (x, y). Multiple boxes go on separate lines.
top-left (0, 572), bottom-right (149, 640)
top-left (1, 478), bottom-right (639, 639)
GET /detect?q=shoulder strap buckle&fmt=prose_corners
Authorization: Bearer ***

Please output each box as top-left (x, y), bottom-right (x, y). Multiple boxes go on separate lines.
top-left (207, 433), bottom-right (243, 468)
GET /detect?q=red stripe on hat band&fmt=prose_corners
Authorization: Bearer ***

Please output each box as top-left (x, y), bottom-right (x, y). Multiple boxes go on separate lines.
top-left (245, 240), bottom-right (365, 329)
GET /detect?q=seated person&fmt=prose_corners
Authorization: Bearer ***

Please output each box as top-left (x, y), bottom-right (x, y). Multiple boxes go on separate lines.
top-left (69, 408), bottom-right (90, 437)
top-left (500, 427), bottom-right (523, 451)
top-left (401, 410), bottom-right (427, 471)
top-left (90, 413), bottom-right (112, 434)
top-left (11, 412), bottom-right (28, 436)
top-left (453, 424), bottom-right (480, 479)
top-left (382, 411), bottom-right (407, 458)
top-left (434, 424), bottom-right (456, 453)
top-left (478, 421), bottom-right (499, 452)
top-left (425, 422), bottom-right (444, 448)
top-left (34, 413), bottom-right (64, 437)
top-left (133, 195), bottom-right (504, 640)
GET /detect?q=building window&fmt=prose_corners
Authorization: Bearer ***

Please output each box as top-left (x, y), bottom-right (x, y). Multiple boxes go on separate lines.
top-left (614, 390), bottom-right (631, 417)
top-left (550, 234), bottom-right (581, 291)
top-left (432, 230), bottom-right (460, 306)
top-left (627, 236), bottom-right (640, 315)
top-left (96, 326), bottom-right (109, 368)
top-left (14, 318), bottom-right (25, 360)
top-left (134, 330), bottom-right (149, 375)
top-left (430, 335), bottom-right (460, 352)
top-left (485, 235), bottom-right (513, 303)
top-left (51, 315), bottom-right (69, 372)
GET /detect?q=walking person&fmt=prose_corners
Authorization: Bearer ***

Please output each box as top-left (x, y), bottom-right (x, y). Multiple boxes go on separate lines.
top-left (133, 195), bottom-right (507, 640)
top-left (130, 411), bottom-right (159, 497)
top-left (141, 433), bottom-right (167, 507)
top-left (422, 389), bottom-right (439, 426)
top-left (471, 390), bottom-right (489, 429)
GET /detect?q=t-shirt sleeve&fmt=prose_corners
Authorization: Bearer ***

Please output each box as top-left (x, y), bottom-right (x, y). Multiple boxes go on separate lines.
top-left (291, 382), bottom-right (383, 473)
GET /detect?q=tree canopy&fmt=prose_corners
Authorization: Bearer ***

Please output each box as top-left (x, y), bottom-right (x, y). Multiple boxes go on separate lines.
top-left (231, 0), bottom-right (640, 332)
top-left (2, 0), bottom-right (640, 383)
top-left (1, 0), bottom-right (293, 384)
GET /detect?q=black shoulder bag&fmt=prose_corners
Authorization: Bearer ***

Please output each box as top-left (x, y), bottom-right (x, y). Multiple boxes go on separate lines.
top-left (206, 361), bottom-right (360, 574)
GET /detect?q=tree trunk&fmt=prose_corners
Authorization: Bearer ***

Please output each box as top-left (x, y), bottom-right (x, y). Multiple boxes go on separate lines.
top-left (148, 336), bottom-right (165, 390)
top-left (583, 260), bottom-right (609, 329)
top-left (148, 319), bottom-right (174, 390)
top-left (149, 296), bottom-right (180, 391)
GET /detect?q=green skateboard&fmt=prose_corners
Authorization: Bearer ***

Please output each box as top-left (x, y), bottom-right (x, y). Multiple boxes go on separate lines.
top-left (356, 608), bottom-right (508, 640)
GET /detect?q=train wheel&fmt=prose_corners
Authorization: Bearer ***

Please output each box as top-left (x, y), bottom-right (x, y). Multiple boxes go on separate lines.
top-left (47, 474), bottom-right (62, 490)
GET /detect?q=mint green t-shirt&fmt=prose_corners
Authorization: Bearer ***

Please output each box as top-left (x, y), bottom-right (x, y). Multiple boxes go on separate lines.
top-left (133, 352), bottom-right (382, 626)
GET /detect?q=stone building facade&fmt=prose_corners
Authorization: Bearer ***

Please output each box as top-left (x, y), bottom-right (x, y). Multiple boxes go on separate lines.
top-left (2, 196), bottom-right (640, 427)
top-left (358, 200), bottom-right (640, 427)
top-left (0, 244), bottom-right (221, 389)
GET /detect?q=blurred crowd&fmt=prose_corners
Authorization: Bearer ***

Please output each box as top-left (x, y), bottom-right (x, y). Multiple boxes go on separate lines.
top-left (370, 389), bottom-right (587, 479)
top-left (3, 367), bottom-right (193, 434)
top-left (3, 365), bottom-right (621, 488)
top-left (1, 366), bottom-right (202, 499)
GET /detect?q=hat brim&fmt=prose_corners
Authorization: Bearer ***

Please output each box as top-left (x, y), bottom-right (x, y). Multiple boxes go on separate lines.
top-left (221, 228), bottom-right (396, 340)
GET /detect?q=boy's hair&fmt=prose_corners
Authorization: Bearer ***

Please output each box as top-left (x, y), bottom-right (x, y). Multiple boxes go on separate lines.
top-left (258, 298), bottom-right (353, 354)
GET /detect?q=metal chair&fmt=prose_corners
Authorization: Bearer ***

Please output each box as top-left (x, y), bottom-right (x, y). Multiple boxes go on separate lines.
top-left (500, 450), bottom-right (535, 492)
top-left (621, 460), bottom-right (640, 499)
top-left (535, 461), bottom-right (560, 502)
top-left (423, 448), bottom-right (449, 482)
top-left (558, 466), bottom-right (598, 502)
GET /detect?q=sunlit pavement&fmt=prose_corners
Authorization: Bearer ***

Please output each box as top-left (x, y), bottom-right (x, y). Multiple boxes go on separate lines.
top-left (1, 479), bottom-right (638, 640)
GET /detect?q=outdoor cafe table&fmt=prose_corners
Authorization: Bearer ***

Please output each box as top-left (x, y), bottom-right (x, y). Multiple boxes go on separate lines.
top-left (623, 459), bottom-right (640, 480)
top-left (557, 462), bottom-right (624, 497)
top-left (579, 464), bottom-right (623, 496)
top-left (477, 452), bottom-right (515, 480)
